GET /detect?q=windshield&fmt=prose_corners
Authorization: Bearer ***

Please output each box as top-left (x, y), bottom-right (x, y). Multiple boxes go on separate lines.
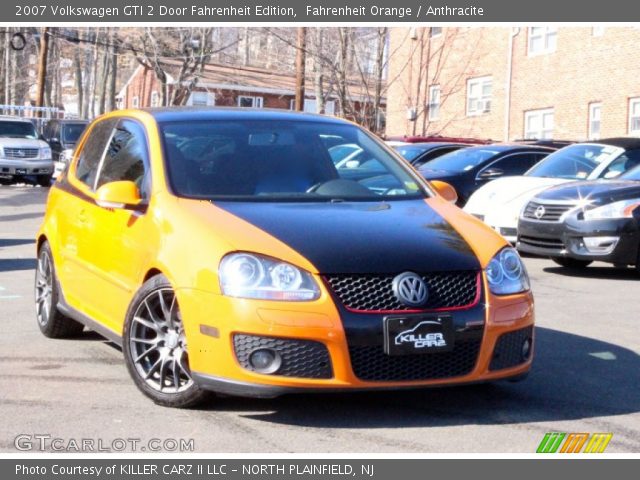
top-left (393, 145), bottom-right (430, 161)
top-left (526, 143), bottom-right (621, 179)
top-left (62, 123), bottom-right (87, 143)
top-left (160, 120), bottom-right (427, 201)
top-left (0, 121), bottom-right (38, 139)
top-left (419, 147), bottom-right (498, 172)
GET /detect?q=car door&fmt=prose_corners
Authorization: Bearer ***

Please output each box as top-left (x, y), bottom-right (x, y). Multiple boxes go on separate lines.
top-left (87, 119), bottom-right (154, 333)
top-left (55, 118), bottom-right (117, 316)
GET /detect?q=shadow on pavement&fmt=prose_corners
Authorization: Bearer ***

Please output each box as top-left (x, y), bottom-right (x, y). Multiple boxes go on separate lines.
top-left (189, 327), bottom-right (640, 428)
top-left (0, 258), bottom-right (36, 272)
top-left (0, 238), bottom-right (35, 248)
top-left (544, 265), bottom-right (638, 281)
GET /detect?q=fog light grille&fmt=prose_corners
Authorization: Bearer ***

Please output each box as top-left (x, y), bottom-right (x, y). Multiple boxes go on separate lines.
top-left (233, 334), bottom-right (332, 379)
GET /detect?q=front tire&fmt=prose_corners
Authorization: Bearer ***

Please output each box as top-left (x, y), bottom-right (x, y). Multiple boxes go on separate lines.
top-left (123, 275), bottom-right (210, 408)
top-left (551, 257), bottom-right (592, 269)
top-left (35, 242), bottom-right (84, 338)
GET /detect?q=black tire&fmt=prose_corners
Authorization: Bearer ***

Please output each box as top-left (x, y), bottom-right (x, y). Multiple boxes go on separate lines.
top-left (35, 242), bottom-right (84, 338)
top-left (551, 257), bottom-right (593, 268)
top-left (36, 175), bottom-right (52, 187)
top-left (123, 274), bottom-right (211, 408)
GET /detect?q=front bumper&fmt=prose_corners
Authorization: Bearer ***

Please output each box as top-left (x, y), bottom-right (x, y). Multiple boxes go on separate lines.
top-left (0, 158), bottom-right (53, 176)
top-left (179, 280), bottom-right (534, 397)
top-left (517, 216), bottom-right (640, 265)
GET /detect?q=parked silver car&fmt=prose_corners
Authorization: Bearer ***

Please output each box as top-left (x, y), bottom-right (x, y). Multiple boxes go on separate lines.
top-left (0, 116), bottom-right (53, 186)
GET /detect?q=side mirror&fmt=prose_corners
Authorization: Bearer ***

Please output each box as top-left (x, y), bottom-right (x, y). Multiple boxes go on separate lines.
top-left (431, 180), bottom-right (458, 204)
top-left (478, 167), bottom-right (504, 180)
top-left (95, 181), bottom-right (142, 210)
top-left (49, 137), bottom-right (60, 144)
top-left (604, 170), bottom-right (621, 179)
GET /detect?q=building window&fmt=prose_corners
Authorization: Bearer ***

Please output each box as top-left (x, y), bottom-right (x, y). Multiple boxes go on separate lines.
top-left (131, 96), bottom-right (139, 108)
top-left (430, 27), bottom-right (442, 38)
top-left (150, 91), bottom-right (160, 107)
top-left (588, 103), bottom-right (601, 140)
top-left (189, 91), bottom-right (214, 106)
top-left (528, 27), bottom-right (557, 55)
top-left (291, 98), bottom-right (336, 115)
top-left (428, 85), bottom-right (441, 121)
top-left (629, 98), bottom-right (640, 134)
top-left (524, 108), bottom-right (554, 139)
top-left (466, 76), bottom-right (492, 116)
top-left (592, 26), bottom-right (605, 37)
top-left (238, 95), bottom-right (264, 108)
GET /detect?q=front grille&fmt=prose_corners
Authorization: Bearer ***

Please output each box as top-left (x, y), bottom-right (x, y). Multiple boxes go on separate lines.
top-left (523, 201), bottom-right (575, 222)
top-left (4, 147), bottom-right (39, 159)
top-left (490, 326), bottom-right (534, 371)
top-left (324, 271), bottom-right (478, 312)
top-left (519, 235), bottom-right (564, 250)
top-left (348, 339), bottom-right (481, 381)
top-left (233, 334), bottom-right (332, 379)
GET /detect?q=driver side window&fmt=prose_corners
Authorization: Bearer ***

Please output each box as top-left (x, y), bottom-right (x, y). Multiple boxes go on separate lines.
top-left (95, 120), bottom-right (150, 199)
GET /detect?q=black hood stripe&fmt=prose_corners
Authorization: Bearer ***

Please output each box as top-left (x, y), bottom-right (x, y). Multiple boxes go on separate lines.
top-left (213, 199), bottom-right (480, 275)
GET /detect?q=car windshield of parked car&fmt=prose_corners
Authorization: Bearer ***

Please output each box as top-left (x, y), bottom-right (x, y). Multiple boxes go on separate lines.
top-left (393, 145), bottom-right (430, 161)
top-left (62, 123), bottom-right (87, 143)
top-left (161, 120), bottom-right (427, 201)
top-left (526, 143), bottom-right (621, 179)
top-left (0, 121), bottom-right (38, 139)
top-left (419, 147), bottom-right (498, 172)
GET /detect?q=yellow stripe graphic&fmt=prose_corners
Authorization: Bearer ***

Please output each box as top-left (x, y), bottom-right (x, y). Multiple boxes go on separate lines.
top-left (583, 433), bottom-right (613, 453)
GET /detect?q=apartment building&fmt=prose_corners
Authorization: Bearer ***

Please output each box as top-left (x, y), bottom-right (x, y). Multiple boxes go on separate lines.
top-left (386, 27), bottom-right (640, 141)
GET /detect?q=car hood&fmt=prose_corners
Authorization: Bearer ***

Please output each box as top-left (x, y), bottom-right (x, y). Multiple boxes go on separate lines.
top-left (0, 137), bottom-right (48, 148)
top-left (534, 179), bottom-right (640, 204)
top-left (209, 199), bottom-right (481, 274)
top-left (464, 176), bottom-right (570, 214)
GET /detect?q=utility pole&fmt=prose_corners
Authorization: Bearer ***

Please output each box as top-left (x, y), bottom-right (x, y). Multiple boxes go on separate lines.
top-left (35, 27), bottom-right (50, 116)
top-left (294, 27), bottom-right (306, 112)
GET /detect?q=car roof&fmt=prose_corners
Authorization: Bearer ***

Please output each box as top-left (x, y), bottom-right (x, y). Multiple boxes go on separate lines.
top-left (143, 107), bottom-right (353, 125)
top-left (396, 142), bottom-right (468, 149)
top-left (460, 143), bottom-right (554, 153)
top-left (589, 137), bottom-right (640, 150)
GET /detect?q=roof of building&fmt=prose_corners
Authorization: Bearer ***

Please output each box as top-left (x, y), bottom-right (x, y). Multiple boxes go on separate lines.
top-left (124, 59), bottom-right (386, 103)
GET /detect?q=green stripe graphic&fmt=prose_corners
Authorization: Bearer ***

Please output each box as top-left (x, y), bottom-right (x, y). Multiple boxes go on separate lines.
top-left (537, 432), bottom-right (566, 453)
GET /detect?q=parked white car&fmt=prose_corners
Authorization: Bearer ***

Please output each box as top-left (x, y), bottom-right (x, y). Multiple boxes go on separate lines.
top-left (0, 116), bottom-right (53, 186)
top-left (463, 139), bottom-right (640, 242)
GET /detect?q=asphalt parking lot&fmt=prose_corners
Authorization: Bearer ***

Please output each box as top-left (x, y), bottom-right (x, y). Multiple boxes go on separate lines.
top-left (0, 185), bottom-right (639, 453)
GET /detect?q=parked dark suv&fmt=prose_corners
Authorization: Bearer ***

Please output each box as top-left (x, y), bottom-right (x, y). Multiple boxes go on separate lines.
top-left (43, 119), bottom-right (88, 177)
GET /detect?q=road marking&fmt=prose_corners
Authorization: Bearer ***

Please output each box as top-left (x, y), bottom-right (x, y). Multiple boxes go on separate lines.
top-left (0, 295), bottom-right (21, 299)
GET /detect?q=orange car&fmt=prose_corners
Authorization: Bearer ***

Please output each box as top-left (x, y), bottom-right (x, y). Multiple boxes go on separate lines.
top-left (35, 108), bottom-right (534, 408)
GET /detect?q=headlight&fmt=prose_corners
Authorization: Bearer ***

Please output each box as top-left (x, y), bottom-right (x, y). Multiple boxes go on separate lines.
top-left (486, 248), bottom-right (530, 295)
top-left (219, 253), bottom-right (320, 301)
top-left (583, 199), bottom-right (640, 220)
top-left (41, 147), bottom-right (52, 159)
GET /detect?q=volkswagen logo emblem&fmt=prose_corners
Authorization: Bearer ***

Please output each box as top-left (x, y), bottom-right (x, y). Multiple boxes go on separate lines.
top-left (392, 272), bottom-right (428, 307)
top-left (534, 205), bottom-right (546, 219)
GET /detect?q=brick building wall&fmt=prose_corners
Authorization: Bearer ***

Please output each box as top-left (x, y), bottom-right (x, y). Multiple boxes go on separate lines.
top-left (387, 27), bottom-right (640, 141)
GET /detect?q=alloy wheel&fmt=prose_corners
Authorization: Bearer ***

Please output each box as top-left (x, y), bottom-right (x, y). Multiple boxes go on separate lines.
top-left (129, 289), bottom-right (193, 393)
top-left (35, 250), bottom-right (53, 326)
